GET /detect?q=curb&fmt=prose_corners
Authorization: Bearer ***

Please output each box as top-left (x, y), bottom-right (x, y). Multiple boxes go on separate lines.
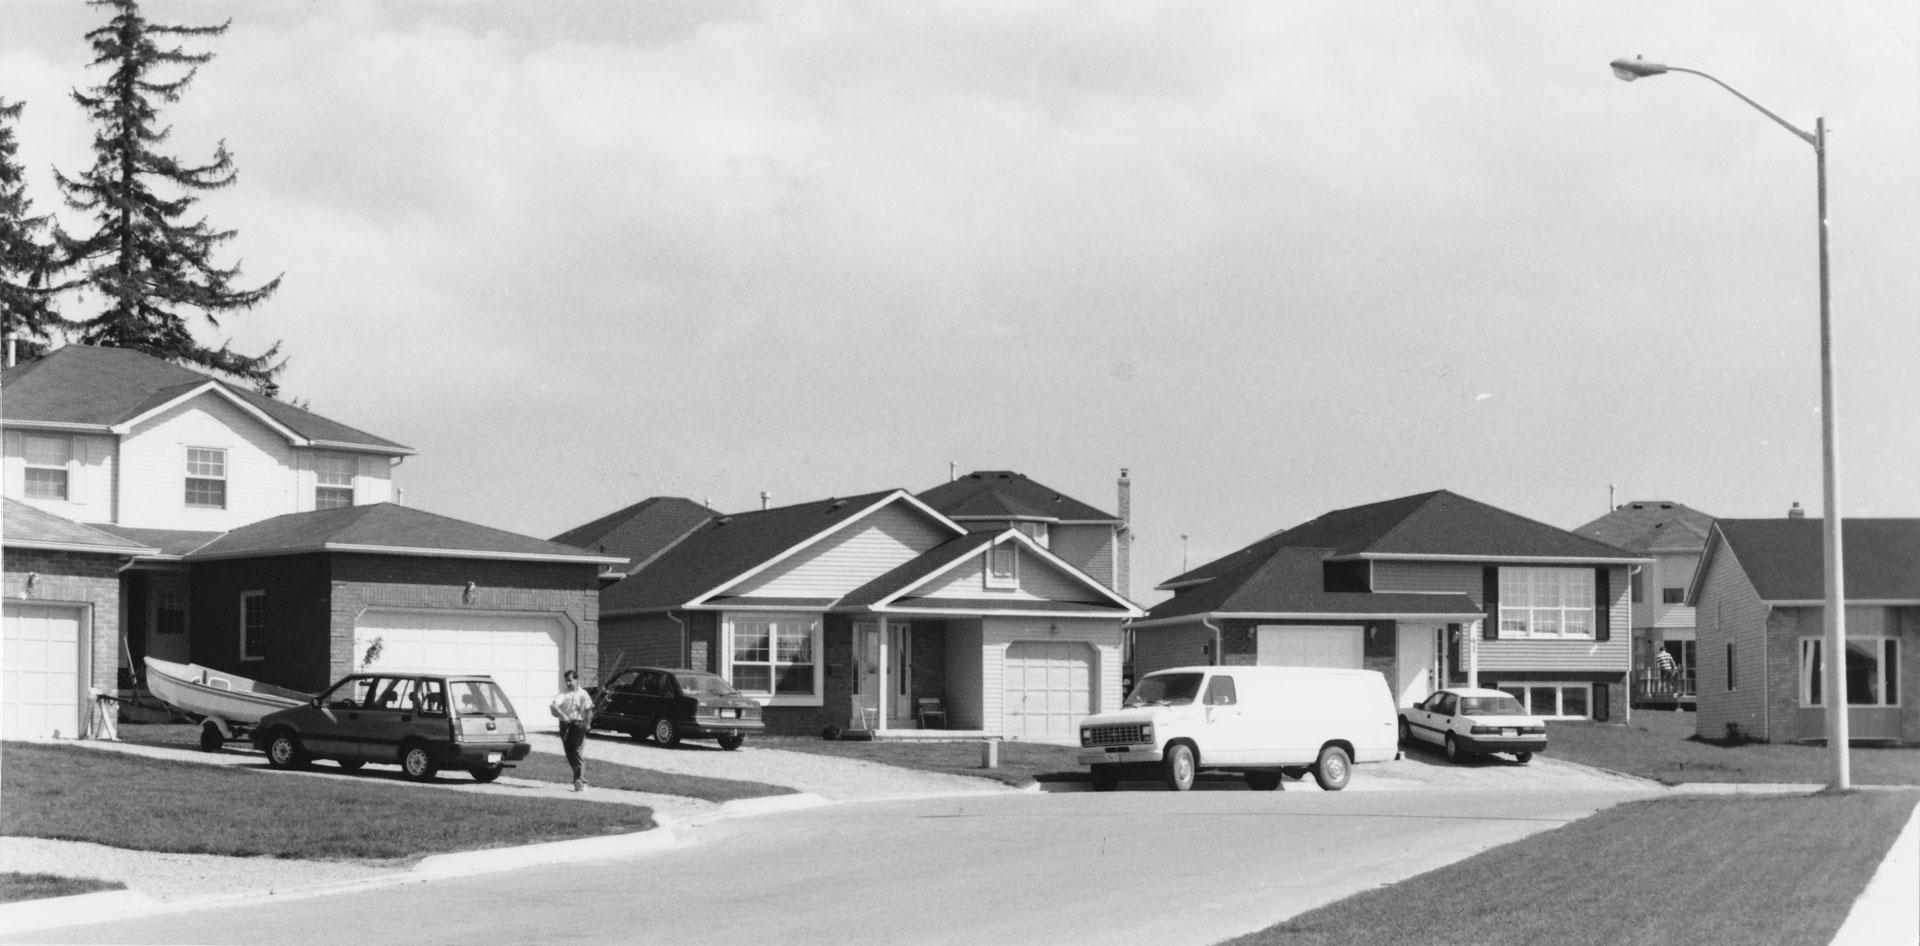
top-left (0, 889), bottom-right (157, 936)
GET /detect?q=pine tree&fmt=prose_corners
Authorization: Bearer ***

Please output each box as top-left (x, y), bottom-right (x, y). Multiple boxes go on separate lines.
top-left (1, 98), bottom-right (70, 361)
top-left (55, 0), bottom-right (285, 395)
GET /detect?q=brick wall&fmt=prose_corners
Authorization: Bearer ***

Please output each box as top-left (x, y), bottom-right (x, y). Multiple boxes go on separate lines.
top-left (2, 547), bottom-right (125, 695)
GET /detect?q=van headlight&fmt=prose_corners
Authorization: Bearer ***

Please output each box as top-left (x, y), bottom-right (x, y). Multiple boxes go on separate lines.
top-left (1080, 727), bottom-right (1092, 747)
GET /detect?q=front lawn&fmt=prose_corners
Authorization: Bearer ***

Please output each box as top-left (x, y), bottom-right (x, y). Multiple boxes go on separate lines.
top-left (1227, 791), bottom-right (1918, 946)
top-left (759, 736), bottom-right (1085, 787)
top-left (0, 873), bottom-right (125, 903)
top-left (1549, 711), bottom-right (1920, 786)
top-left (0, 741), bottom-right (658, 861)
top-left (118, 723), bottom-right (794, 801)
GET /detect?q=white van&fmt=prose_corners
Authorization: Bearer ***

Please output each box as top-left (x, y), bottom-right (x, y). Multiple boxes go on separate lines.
top-left (1076, 665), bottom-right (1399, 791)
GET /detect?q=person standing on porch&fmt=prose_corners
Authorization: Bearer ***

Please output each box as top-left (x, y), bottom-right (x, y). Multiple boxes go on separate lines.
top-left (550, 670), bottom-right (594, 791)
top-left (1655, 648), bottom-right (1677, 692)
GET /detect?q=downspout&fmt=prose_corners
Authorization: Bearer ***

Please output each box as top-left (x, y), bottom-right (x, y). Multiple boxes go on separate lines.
top-left (1623, 566), bottom-right (1635, 725)
top-left (667, 609), bottom-right (690, 669)
top-left (1201, 616), bottom-right (1223, 667)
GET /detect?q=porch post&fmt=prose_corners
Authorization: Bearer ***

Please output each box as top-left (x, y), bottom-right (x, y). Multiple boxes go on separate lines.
top-left (876, 615), bottom-right (889, 732)
top-left (1467, 620), bottom-right (1481, 689)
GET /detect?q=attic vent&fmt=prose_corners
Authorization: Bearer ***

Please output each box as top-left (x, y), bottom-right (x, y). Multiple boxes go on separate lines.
top-left (716, 516), bottom-right (733, 526)
top-left (829, 499), bottom-right (847, 510)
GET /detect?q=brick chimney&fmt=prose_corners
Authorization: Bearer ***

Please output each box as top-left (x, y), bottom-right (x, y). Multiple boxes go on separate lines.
top-left (1116, 468), bottom-right (1131, 597)
top-left (1788, 501), bottom-right (1806, 519)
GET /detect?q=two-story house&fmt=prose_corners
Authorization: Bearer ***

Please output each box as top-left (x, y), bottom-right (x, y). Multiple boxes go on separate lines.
top-left (582, 480), bottom-right (1143, 741)
top-left (1575, 500), bottom-right (1716, 708)
top-left (2, 345), bottom-right (621, 737)
top-left (1133, 490), bottom-right (1646, 719)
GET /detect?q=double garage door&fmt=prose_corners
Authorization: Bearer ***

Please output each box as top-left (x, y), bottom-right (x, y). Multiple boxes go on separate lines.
top-left (1001, 641), bottom-right (1092, 741)
top-left (3, 604), bottom-right (85, 740)
top-left (352, 610), bottom-right (569, 730)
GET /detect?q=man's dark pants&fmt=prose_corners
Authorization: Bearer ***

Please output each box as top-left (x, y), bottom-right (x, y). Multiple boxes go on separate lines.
top-left (560, 721), bottom-right (587, 781)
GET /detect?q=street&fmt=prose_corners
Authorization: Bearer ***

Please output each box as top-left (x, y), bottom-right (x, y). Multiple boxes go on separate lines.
top-left (12, 786), bottom-right (1658, 945)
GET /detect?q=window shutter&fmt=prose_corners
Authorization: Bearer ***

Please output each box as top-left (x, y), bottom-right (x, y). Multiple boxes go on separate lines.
top-left (1593, 683), bottom-right (1611, 722)
top-left (1481, 567), bottom-right (1499, 640)
top-left (1595, 568), bottom-right (1611, 641)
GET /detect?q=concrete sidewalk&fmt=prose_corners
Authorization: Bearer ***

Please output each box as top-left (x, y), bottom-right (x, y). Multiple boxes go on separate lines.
top-left (1830, 793), bottom-right (1920, 946)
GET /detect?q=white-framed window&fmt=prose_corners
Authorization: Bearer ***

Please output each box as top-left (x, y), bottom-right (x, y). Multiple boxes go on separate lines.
top-left (724, 614), bottom-right (821, 705)
top-left (240, 591), bottom-right (267, 661)
top-left (1498, 567), bottom-right (1594, 639)
top-left (1497, 682), bottom-right (1591, 719)
top-left (185, 446), bottom-right (227, 509)
top-left (985, 542), bottom-right (1018, 589)
top-left (1662, 587), bottom-right (1686, 605)
top-left (1014, 521), bottom-right (1050, 548)
top-left (23, 433), bottom-right (72, 500)
top-left (1800, 637), bottom-right (1900, 707)
top-left (313, 453), bottom-right (355, 510)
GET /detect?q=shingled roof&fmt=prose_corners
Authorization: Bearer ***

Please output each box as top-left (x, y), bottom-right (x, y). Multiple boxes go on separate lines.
top-left (183, 503), bottom-right (625, 565)
top-left (1140, 545), bottom-right (1482, 624)
top-left (1701, 518), bottom-right (1920, 603)
top-left (1575, 500), bottom-right (1715, 554)
top-left (3, 499), bottom-right (157, 557)
top-left (2, 345), bottom-right (410, 454)
top-left (917, 470), bottom-right (1118, 523)
top-left (550, 496), bottom-right (713, 574)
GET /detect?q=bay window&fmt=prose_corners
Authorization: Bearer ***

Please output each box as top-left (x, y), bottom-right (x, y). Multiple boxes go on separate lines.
top-left (1498, 567), bottom-right (1595, 639)
top-left (726, 614), bottom-right (821, 704)
top-left (1800, 637), bottom-right (1899, 707)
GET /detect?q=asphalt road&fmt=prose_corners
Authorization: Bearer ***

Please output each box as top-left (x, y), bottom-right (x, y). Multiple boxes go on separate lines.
top-left (16, 786), bottom-right (1658, 946)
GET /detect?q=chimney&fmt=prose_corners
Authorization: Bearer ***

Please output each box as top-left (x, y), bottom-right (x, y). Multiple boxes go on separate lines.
top-left (1788, 501), bottom-right (1806, 519)
top-left (760, 491), bottom-right (771, 511)
top-left (949, 460), bottom-right (957, 483)
top-left (1116, 468), bottom-right (1131, 597)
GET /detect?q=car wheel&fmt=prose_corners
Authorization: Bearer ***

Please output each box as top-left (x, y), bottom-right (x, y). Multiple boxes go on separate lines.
top-left (199, 722), bottom-right (225, 752)
top-left (469, 763), bottom-right (505, 783)
top-left (1246, 769), bottom-right (1283, 791)
top-left (1163, 743), bottom-right (1196, 792)
top-left (265, 731), bottom-right (307, 769)
top-left (336, 759), bottom-right (366, 771)
top-left (1397, 718), bottom-right (1412, 747)
top-left (653, 717), bottom-right (681, 748)
top-left (1313, 745), bottom-right (1352, 791)
top-left (717, 733), bottom-right (744, 751)
top-left (400, 743), bottom-right (439, 781)
top-left (1514, 751), bottom-right (1533, 765)
top-left (1444, 733), bottom-right (1463, 764)
top-left (1089, 765), bottom-right (1120, 792)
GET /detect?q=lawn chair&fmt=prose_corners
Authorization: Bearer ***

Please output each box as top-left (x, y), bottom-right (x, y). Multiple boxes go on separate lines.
top-left (916, 697), bottom-right (947, 729)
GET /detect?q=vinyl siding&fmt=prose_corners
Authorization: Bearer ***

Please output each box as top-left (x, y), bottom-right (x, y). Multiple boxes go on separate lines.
top-left (118, 395), bottom-right (302, 530)
top-left (1373, 560), bottom-right (1630, 678)
top-left (1694, 536), bottom-right (1772, 741)
top-left (3, 430), bottom-right (116, 524)
top-left (1372, 561), bottom-right (1482, 597)
top-left (910, 546), bottom-right (1089, 602)
top-left (723, 504), bottom-right (951, 600)
top-left (976, 616), bottom-right (1121, 737)
top-left (1048, 524), bottom-right (1116, 590)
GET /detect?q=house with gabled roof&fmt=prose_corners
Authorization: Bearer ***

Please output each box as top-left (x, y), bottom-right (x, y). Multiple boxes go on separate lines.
top-left (1691, 517), bottom-right (1920, 744)
top-left (1576, 500), bottom-right (1716, 708)
top-left (4, 345), bottom-right (622, 736)
top-left (916, 469), bottom-right (1132, 596)
top-left (587, 487), bottom-right (1143, 740)
top-left (1135, 490), bottom-right (1646, 720)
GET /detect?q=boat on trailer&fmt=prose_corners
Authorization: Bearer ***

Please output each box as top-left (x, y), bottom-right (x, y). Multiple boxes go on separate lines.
top-left (144, 656), bottom-right (313, 751)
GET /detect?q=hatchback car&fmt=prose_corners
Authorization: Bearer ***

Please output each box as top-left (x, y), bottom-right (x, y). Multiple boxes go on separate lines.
top-left (251, 672), bottom-right (532, 781)
top-left (1399, 687), bottom-right (1547, 763)
top-left (592, 667), bottom-right (764, 749)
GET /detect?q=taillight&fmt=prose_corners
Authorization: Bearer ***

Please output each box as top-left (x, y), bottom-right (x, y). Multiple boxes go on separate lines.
top-left (449, 719), bottom-right (463, 743)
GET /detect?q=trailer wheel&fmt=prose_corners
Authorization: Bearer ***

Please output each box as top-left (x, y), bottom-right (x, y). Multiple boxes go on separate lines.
top-left (199, 721), bottom-right (225, 752)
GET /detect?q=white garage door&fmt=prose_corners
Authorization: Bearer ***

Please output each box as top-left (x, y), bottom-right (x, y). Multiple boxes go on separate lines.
top-left (1257, 624), bottom-right (1364, 669)
top-left (353, 610), bottom-right (569, 730)
top-left (3, 604), bottom-right (85, 739)
top-left (1002, 641), bottom-right (1092, 741)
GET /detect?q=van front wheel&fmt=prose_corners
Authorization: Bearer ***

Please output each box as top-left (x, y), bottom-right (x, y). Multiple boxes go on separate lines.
top-left (1163, 744), bottom-right (1196, 792)
top-left (1312, 745), bottom-right (1352, 791)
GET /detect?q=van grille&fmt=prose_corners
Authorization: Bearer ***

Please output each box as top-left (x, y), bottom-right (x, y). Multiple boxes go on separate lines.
top-left (1084, 724), bottom-right (1149, 747)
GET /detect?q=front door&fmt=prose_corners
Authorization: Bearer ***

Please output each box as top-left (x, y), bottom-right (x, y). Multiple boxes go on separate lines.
top-left (854, 622), bottom-right (913, 729)
top-left (1396, 624), bottom-right (1443, 708)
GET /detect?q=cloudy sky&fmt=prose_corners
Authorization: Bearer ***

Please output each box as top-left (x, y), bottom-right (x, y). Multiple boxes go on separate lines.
top-left (5, 1), bottom-right (1915, 602)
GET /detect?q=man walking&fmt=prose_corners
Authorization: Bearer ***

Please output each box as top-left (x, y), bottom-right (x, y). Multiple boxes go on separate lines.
top-left (551, 670), bottom-right (594, 791)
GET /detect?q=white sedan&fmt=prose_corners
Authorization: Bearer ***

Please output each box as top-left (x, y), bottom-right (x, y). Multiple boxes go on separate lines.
top-left (1399, 687), bottom-right (1547, 764)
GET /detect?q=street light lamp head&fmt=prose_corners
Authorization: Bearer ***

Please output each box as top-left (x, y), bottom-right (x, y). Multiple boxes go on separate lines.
top-left (1610, 57), bottom-right (1669, 81)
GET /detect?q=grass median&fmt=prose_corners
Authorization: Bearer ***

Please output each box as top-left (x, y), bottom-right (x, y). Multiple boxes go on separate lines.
top-left (1550, 711), bottom-right (1920, 785)
top-left (1225, 790), bottom-right (1917, 946)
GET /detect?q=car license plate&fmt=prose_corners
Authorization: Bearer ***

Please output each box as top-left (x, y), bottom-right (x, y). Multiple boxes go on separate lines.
top-left (721, 708), bottom-right (739, 719)
top-left (1502, 728), bottom-right (1517, 737)
top-left (486, 752), bottom-right (503, 764)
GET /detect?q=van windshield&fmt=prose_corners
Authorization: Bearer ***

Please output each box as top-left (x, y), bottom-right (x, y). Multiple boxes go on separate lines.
top-left (1124, 673), bottom-right (1203, 707)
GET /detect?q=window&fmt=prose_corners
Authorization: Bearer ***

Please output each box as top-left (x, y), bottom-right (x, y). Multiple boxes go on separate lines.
top-left (985, 542), bottom-right (1018, 589)
top-left (1014, 521), bottom-right (1050, 548)
top-left (1800, 637), bottom-right (1900, 707)
top-left (1726, 642), bottom-right (1736, 690)
top-left (1498, 568), bottom-right (1595, 639)
top-left (23, 434), bottom-right (73, 500)
top-left (314, 453), bottom-right (355, 509)
top-left (240, 591), bottom-right (266, 661)
top-left (1203, 674), bottom-right (1237, 706)
top-left (1662, 587), bottom-right (1686, 605)
top-left (1496, 682), bottom-right (1592, 718)
top-left (726, 615), bottom-right (820, 703)
top-left (186, 447), bottom-right (227, 509)
top-left (152, 581), bottom-right (187, 636)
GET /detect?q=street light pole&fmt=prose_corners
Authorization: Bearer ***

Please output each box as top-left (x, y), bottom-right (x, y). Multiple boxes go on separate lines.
top-left (1609, 57), bottom-right (1848, 790)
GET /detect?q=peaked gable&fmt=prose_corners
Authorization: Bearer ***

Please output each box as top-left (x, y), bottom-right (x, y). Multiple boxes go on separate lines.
top-left (837, 530), bottom-right (1142, 616)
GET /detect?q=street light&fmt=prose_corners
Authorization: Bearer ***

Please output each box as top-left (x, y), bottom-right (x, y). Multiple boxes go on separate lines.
top-left (1609, 56), bottom-right (1849, 789)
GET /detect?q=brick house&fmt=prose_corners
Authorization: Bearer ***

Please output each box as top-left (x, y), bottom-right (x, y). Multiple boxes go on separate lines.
top-left (1134, 490), bottom-right (1646, 720)
top-left (1691, 517), bottom-right (1920, 744)
top-left (3, 345), bottom-right (620, 734)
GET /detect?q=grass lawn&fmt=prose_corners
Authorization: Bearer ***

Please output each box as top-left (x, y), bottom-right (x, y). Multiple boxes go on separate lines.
top-left (117, 723), bottom-right (794, 801)
top-left (1549, 711), bottom-right (1920, 786)
top-left (1226, 790), bottom-right (1919, 946)
top-left (759, 736), bottom-right (1086, 787)
top-left (0, 741), bottom-right (663, 861)
top-left (0, 873), bottom-right (125, 903)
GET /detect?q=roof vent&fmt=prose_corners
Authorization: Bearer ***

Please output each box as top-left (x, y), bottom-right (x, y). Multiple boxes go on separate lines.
top-left (1788, 502), bottom-right (1806, 519)
top-left (716, 516), bottom-right (733, 526)
top-left (830, 499), bottom-right (847, 510)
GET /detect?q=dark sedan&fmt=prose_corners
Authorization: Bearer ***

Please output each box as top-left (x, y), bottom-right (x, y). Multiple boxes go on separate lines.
top-left (592, 667), bottom-right (765, 749)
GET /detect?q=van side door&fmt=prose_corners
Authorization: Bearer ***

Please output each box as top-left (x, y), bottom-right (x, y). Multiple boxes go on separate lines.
top-left (1201, 673), bottom-right (1253, 764)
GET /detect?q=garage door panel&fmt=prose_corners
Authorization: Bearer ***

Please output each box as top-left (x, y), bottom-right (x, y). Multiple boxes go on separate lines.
top-left (354, 611), bottom-right (567, 731)
top-left (3, 604), bottom-right (85, 740)
top-left (1002, 641), bottom-right (1093, 741)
